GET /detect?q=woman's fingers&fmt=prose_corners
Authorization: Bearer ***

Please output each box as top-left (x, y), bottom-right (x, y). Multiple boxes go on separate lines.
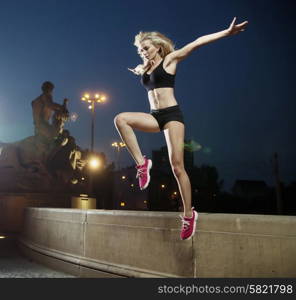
top-left (228, 18), bottom-right (248, 35)
top-left (235, 21), bottom-right (248, 32)
top-left (239, 21), bottom-right (249, 27)
top-left (230, 17), bottom-right (237, 28)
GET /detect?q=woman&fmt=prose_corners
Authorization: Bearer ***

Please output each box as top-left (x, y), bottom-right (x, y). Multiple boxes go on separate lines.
top-left (114, 17), bottom-right (248, 240)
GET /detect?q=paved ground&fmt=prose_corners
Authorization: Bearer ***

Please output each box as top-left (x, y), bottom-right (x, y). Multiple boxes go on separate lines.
top-left (0, 233), bottom-right (76, 278)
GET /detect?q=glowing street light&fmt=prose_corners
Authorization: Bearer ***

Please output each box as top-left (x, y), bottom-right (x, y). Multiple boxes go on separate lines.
top-left (111, 142), bottom-right (126, 148)
top-left (81, 92), bottom-right (107, 197)
top-left (111, 141), bottom-right (126, 170)
top-left (81, 92), bottom-right (107, 152)
top-left (89, 157), bottom-right (101, 170)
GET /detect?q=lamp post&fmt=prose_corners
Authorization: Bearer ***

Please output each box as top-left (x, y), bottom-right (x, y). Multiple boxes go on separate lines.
top-left (81, 93), bottom-right (107, 196)
top-left (81, 93), bottom-right (107, 152)
top-left (111, 141), bottom-right (126, 170)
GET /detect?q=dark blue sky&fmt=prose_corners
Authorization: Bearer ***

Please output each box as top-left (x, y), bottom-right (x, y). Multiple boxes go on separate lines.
top-left (0, 0), bottom-right (295, 190)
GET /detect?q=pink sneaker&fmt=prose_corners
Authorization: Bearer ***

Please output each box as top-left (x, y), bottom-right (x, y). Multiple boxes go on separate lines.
top-left (180, 208), bottom-right (198, 240)
top-left (135, 156), bottom-right (152, 190)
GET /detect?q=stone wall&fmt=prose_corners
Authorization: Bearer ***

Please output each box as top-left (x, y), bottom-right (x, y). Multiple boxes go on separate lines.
top-left (19, 208), bottom-right (296, 277)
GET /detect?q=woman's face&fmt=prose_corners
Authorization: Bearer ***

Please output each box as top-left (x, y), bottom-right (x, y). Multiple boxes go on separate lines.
top-left (137, 39), bottom-right (160, 61)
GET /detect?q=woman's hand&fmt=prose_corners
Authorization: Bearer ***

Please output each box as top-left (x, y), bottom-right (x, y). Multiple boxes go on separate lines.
top-left (226, 17), bottom-right (248, 36)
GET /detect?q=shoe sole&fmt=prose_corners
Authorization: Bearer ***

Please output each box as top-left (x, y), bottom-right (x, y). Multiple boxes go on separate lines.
top-left (140, 159), bottom-right (152, 190)
top-left (181, 211), bottom-right (198, 241)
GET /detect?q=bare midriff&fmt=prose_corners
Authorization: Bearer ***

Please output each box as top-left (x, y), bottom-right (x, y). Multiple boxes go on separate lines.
top-left (148, 87), bottom-right (178, 110)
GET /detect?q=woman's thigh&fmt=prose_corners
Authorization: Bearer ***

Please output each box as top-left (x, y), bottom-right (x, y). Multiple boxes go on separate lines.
top-left (163, 121), bottom-right (185, 163)
top-left (117, 112), bottom-right (160, 133)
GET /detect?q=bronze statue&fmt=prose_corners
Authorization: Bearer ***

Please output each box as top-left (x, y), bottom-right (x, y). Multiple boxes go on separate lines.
top-left (0, 81), bottom-right (87, 192)
top-left (31, 81), bottom-right (69, 144)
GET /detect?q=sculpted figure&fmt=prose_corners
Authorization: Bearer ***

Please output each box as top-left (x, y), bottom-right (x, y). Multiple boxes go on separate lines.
top-left (31, 81), bottom-right (69, 141)
top-left (0, 81), bottom-right (87, 191)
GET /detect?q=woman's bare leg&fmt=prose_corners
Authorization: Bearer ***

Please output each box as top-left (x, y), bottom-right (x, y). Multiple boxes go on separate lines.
top-left (114, 112), bottom-right (160, 165)
top-left (164, 121), bottom-right (192, 217)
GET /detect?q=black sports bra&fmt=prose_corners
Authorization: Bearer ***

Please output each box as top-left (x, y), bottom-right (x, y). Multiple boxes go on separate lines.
top-left (141, 59), bottom-right (175, 91)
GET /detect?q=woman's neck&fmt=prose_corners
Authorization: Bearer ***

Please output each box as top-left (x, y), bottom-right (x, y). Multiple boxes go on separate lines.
top-left (150, 54), bottom-right (162, 66)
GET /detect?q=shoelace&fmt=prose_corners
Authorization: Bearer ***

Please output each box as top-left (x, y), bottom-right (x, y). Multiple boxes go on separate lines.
top-left (136, 167), bottom-right (146, 179)
top-left (180, 216), bottom-right (190, 230)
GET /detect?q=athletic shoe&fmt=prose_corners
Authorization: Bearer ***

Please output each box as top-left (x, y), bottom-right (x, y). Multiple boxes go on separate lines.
top-left (135, 156), bottom-right (152, 190)
top-left (180, 208), bottom-right (198, 240)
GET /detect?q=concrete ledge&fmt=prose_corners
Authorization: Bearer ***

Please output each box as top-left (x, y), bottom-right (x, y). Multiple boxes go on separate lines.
top-left (18, 242), bottom-right (125, 278)
top-left (20, 208), bottom-right (296, 277)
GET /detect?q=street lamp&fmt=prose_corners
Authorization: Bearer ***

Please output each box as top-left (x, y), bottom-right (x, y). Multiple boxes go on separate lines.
top-left (81, 93), bottom-right (107, 152)
top-left (111, 141), bottom-right (126, 170)
top-left (89, 156), bottom-right (101, 169)
top-left (112, 141), bottom-right (126, 148)
top-left (81, 92), bottom-right (107, 197)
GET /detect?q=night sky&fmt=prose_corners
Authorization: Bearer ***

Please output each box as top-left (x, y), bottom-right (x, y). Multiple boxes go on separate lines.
top-left (0, 0), bottom-right (295, 190)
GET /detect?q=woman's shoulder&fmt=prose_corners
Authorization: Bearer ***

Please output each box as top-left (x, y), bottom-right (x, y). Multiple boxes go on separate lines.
top-left (163, 53), bottom-right (178, 75)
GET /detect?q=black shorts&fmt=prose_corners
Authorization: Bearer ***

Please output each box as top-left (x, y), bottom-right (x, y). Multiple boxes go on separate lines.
top-left (150, 105), bottom-right (184, 131)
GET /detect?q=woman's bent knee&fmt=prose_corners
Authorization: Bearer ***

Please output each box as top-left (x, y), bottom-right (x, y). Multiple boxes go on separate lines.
top-left (114, 113), bottom-right (127, 127)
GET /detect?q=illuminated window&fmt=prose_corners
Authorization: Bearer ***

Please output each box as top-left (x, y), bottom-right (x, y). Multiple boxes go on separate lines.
top-left (120, 202), bottom-right (125, 207)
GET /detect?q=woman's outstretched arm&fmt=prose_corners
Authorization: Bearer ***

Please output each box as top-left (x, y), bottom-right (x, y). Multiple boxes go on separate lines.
top-left (167, 17), bottom-right (248, 63)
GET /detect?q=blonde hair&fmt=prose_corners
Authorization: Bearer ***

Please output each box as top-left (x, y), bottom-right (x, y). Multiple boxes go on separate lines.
top-left (129, 31), bottom-right (175, 75)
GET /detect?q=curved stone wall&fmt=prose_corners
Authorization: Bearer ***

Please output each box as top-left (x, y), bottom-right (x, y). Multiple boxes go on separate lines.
top-left (19, 208), bottom-right (296, 277)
